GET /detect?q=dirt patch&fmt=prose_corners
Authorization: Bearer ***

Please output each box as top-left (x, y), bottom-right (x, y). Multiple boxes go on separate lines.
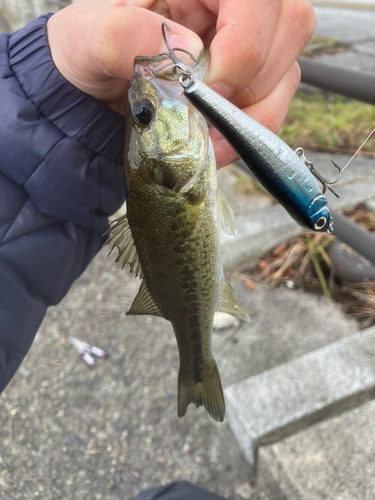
top-left (301, 36), bottom-right (353, 58)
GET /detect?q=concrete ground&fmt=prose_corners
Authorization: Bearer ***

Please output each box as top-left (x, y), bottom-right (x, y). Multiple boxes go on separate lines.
top-left (1, 3), bottom-right (375, 500)
top-left (0, 248), bottom-right (252, 500)
top-left (0, 9), bottom-right (9, 32)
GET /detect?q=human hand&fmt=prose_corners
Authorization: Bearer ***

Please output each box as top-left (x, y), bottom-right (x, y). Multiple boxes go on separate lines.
top-left (47, 0), bottom-right (315, 168)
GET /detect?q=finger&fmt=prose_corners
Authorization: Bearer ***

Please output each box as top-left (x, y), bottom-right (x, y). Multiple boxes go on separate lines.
top-left (148, 0), bottom-right (217, 37)
top-left (230, 0), bottom-right (315, 108)
top-left (207, 0), bottom-right (282, 97)
top-left (97, 8), bottom-right (203, 81)
top-left (211, 61), bottom-right (301, 169)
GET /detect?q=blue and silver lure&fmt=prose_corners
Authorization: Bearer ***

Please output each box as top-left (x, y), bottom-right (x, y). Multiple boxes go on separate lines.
top-left (160, 24), bottom-right (334, 234)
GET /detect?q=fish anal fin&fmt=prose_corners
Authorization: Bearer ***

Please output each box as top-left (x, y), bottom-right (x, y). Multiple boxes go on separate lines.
top-left (217, 189), bottom-right (237, 236)
top-left (104, 214), bottom-right (143, 279)
top-left (178, 359), bottom-right (225, 422)
top-left (127, 280), bottom-right (164, 318)
top-left (218, 278), bottom-right (250, 323)
top-left (171, 192), bottom-right (205, 239)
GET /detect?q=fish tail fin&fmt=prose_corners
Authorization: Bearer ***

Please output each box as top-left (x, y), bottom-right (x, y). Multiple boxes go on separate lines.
top-left (178, 359), bottom-right (225, 422)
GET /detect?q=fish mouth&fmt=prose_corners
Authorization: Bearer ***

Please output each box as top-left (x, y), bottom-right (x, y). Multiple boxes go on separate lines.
top-left (134, 55), bottom-right (176, 80)
top-left (129, 50), bottom-right (210, 106)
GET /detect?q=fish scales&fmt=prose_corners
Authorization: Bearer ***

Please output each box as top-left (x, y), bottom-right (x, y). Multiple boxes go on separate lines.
top-left (106, 51), bottom-right (249, 422)
top-left (127, 153), bottom-right (221, 379)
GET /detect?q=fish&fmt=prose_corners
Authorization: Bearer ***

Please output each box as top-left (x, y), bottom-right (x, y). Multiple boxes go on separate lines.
top-left (175, 71), bottom-right (333, 234)
top-left (105, 50), bottom-right (249, 422)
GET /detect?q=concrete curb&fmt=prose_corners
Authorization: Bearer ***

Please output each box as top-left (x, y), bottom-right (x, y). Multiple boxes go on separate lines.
top-left (225, 326), bottom-right (375, 476)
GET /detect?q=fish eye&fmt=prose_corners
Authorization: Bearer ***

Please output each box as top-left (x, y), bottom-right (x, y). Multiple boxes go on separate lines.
top-left (132, 98), bottom-right (155, 125)
top-left (314, 216), bottom-right (327, 230)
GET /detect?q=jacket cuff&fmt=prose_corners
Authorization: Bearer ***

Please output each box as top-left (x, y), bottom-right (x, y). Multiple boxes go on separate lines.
top-left (8, 14), bottom-right (125, 165)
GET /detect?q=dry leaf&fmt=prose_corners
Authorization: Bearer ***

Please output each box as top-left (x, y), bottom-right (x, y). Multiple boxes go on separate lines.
top-left (272, 243), bottom-right (288, 256)
top-left (244, 279), bottom-right (255, 290)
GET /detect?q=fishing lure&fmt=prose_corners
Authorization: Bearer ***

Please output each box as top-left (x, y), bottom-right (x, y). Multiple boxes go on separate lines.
top-left (160, 23), bottom-right (334, 234)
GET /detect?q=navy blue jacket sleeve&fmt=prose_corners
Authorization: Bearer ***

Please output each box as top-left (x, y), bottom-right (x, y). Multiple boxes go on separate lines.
top-left (0, 14), bottom-right (126, 392)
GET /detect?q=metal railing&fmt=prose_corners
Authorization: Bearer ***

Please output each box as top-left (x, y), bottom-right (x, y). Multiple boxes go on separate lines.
top-left (293, 55), bottom-right (375, 265)
top-left (298, 58), bottom-right (375, 106)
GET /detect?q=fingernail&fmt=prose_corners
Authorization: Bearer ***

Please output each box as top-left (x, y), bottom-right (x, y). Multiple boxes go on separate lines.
top-left (159, 33), bottom-right (203, 61)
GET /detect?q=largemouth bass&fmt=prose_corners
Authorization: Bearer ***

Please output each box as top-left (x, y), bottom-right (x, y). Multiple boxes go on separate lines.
top-left (106, 50), bottom-right (248, 422)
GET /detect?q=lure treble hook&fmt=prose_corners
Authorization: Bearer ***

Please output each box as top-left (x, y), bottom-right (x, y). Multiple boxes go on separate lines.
top-left (161, 22), bottom-right (197, 65)
top-left (296, 127), bottom-right (375, 198)
top-left (160, 22), bottom-right (196, 87)
top-left (295, 147), bottom-right (341, 198)
top-left (161, 22), bottom-right (181, 66)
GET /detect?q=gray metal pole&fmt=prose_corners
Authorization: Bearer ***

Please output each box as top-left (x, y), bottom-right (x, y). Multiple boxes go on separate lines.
top-left (297, 58), bottom-right (375, 105)
top-left (330, 208), bottom-right (375, 267)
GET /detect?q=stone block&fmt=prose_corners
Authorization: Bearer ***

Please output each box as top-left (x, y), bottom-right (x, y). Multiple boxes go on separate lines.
top-left (225, 327), bottom-right (375, 475)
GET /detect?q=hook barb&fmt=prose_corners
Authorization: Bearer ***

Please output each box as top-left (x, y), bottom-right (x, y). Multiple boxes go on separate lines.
top-left (329, 160), bottom-right (342, 184)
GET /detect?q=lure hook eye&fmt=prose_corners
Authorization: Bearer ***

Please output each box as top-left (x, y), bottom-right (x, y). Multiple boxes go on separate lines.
top-left (173, 64), bottom-right (194, 89)
top-left (152, 22), bottom-right (195, 86)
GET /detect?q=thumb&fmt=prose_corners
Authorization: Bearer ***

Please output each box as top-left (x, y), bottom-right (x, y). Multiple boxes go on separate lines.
top-left (97, 8), bottom-right (203, 81)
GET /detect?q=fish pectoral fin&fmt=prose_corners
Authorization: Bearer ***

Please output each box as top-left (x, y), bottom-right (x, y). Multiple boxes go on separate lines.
top-left (178, 359), bottom-right (225, 422)
top-left (127, 280), bottom-right (164, 318)
top-left (171, 192), bottom-right (205, 239)
top-left (217, 189), bottom-right (237, 236)
top-left (104, 214), bottom-right (143, 278)
top-left (218, 278), bottom-right (250, 322)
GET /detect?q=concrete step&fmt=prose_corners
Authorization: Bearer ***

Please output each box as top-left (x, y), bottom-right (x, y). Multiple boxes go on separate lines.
top-left (224, 326), bottom-right (375, 477)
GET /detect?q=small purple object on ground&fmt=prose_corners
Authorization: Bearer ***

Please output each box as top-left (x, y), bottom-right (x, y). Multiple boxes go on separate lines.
top-left (68, 336), bottom-right (109, 367)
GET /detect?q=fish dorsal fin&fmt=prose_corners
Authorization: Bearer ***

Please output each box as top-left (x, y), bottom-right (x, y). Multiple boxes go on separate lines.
top-left (104, 214), bottom-right (143, 278)
top-left (217, 189), bottom-right (237, 236)
top-left (218, 278), bottom-right (250, 322)
top-left (126, 280), bottom-right (164, 317)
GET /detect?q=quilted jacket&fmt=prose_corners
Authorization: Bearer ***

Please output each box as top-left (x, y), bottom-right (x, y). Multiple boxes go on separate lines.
top-left (0, 14), bottom-right (126, 392)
